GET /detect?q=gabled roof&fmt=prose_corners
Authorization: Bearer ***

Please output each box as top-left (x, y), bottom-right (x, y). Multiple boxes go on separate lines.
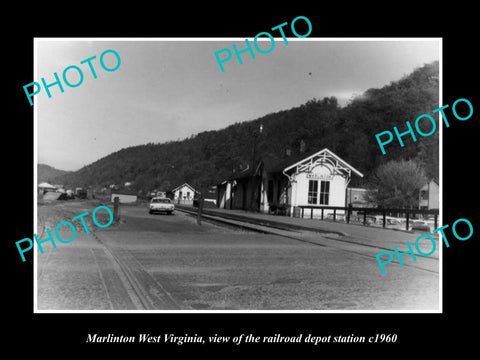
top-left (283, 148), bottom-right (363, 178)
top-left (38, 182), bottom-right (56, 188)
top-left (225, 162), bottom-right (264, 181)
top-left (420, 179), bottom-right (439, 191)
top-left (172, 183), bottom-right (198, 193)
top-left (217, 148), bottom-right (363, 185)
top-left (262, 150), bottom-right (319, 173)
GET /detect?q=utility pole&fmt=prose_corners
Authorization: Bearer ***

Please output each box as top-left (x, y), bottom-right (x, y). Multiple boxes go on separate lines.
top-left (196, 193), bottom-right (204, 225)
top-left (195, 181), bottom-right (207, 226)
top-left (250, 124), bottom-right (263, 211)
top-left (113, 196), bottom-right (120, 222)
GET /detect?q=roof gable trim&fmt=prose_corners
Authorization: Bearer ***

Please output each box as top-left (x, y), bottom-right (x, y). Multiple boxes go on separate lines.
top-left (172, 183), bottom-right (198, 192)
top-left (283, 148), bottom-right (363, 178)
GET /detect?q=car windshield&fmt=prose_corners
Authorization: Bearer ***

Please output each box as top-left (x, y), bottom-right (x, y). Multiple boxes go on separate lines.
top-left (152, 198), bottom-right (171, 203)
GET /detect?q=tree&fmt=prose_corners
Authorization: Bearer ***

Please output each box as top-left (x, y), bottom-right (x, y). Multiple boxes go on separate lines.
top-left (50, 62), bottom-right (438, 196)
top-left (367, 159), bottom-right (427, 209)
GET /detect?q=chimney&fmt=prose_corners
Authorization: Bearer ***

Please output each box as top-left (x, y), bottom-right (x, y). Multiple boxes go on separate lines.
top-left (300, 139), bottom-right (306, 154)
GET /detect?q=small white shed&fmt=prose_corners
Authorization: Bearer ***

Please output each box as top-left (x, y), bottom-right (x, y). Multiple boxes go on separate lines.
top-left (111, 193), bottom-right (137, 204)
top-left (38, 182), bottom-right (56, 195)
top-left (172, 183), bottom-right (198, 205)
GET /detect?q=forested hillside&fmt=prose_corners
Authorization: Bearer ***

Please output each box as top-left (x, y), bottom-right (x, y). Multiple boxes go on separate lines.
top-left (52, 61), bottom-right (439, 193)
top-left (38, 164), bottom-right (71, 184)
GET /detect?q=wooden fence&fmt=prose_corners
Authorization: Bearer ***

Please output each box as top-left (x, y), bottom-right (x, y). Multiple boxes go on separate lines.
top-left (297, 205), bottom-right (439, 231)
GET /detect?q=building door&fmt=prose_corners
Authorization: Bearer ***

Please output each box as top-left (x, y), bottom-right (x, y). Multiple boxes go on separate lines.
top-left (242, 183), bottom-right (247, 210)
top-left (267, 179), bottom-right (274, 204)
top-left (256, 178), bottom-right (262, 211)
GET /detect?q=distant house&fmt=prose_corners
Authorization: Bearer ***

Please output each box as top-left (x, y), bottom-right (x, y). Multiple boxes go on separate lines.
top-left (38, 182), bottom-right (56, 195)
top-left (111, 191), bottom-right (137, 204)
top-left (419, 179), bottom-right (439, 210)
top-left (172, 183), bottom-right (198, 205)
top-left (217, 148), bottom-right (364, 217)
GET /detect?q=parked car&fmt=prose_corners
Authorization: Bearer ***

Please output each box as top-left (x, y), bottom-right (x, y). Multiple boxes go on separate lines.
top-left (385, 217), bottom-right (404, 229)
top-left (365, 215), bottom-right (377, 225)
top-left (369, 215), bottom-right (403, 228)
top-left (326, 213), bottom-right (346, 222)
top-left (411, 220), bottom-right (430, 231)
top-left (75, 187), bottom-right (88, 199)
top-left (149, 197), bottom-right (175, 215)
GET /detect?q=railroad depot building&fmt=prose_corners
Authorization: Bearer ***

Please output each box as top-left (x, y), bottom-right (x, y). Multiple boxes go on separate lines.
top-left (217, 148), bottom-right (364, 216)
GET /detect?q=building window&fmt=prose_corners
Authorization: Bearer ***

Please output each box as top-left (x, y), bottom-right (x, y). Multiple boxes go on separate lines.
top-left (308, 180), bottom-right (318, 204)
top-left (319, 181), bottom-right (330, 205)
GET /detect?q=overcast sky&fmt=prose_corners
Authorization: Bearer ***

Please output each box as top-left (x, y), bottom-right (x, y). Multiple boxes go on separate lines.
top-left (36, 38), bottom-right (440, 171)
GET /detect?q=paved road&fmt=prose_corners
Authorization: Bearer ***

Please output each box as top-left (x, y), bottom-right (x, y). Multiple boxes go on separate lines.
top-left (36, 200), bottom-right (439, 311)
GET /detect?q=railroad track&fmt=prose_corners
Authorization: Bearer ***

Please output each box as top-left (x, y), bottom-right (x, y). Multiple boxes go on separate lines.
top-left (177, 207), bottom-right (440, 275)
top-left (90, 230), bottom-right (183, 310)
top-left (36, 206), bottom-right (183, 310)
top-left (36, 204), bottom-right (439, 310)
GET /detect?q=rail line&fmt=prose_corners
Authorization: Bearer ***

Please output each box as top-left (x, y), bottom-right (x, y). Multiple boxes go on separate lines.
top-left (36, 203), bottom-right (438, 310)
top-left (36, 206), bottom-right (182, 310)
top-left (89, 230), bottom-right (182, 310)
top-left (177, 207), bottom-right (439, 275)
